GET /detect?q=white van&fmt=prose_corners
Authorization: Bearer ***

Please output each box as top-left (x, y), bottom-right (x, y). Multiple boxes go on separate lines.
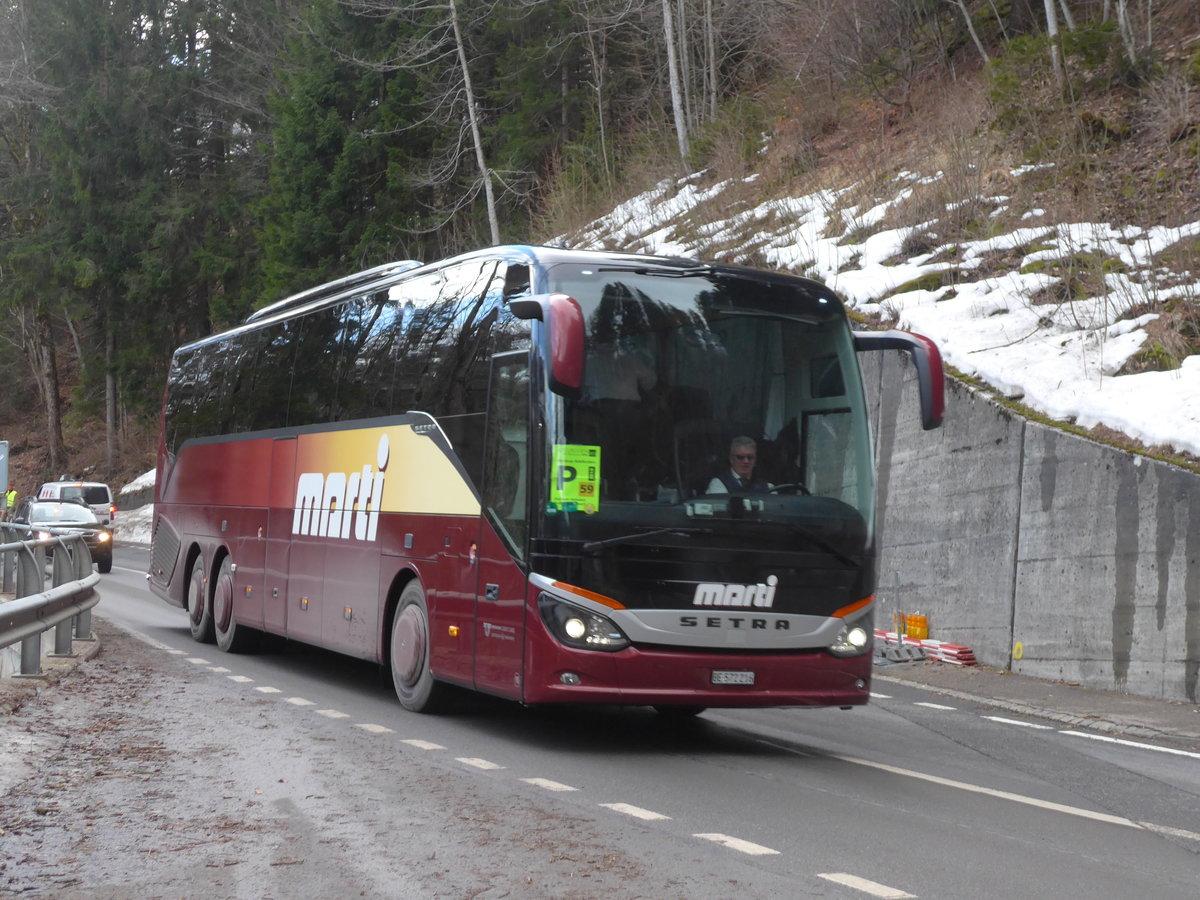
top-left (37, 480), bottom-right (116, 526)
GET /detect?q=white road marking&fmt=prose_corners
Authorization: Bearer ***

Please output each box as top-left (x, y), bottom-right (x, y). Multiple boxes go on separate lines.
top-left (356, 723), bottom-right (394, 734)
top-left (208, 666), bottom-right (231, 673)
top-left (254, 686), bottom-right (282, 694)
top-left (457, 757), bottom-right (504, 770)
top-left (164, 648), bottom-right (185, 655)
top-left (522, 777), bottom-right (578, 792)
top-left (833, 753), bottom-right (1141, 829)
top-left (818, 872), bottom-right (916, 899)
top-left (601, 803), bottom-right (669, 821)
top-left (227, 675), bottom-right (253, 683)
top-left (316, 709), bottom-right (349, 719)
top-left (869, 692), bottom-right (892, 699)
top-left (1140, 822), bottom-right (1200, 843)
top-left (185, 657), bottom-right (210, 665)
top-left (983, 716), bottom-right (1053, 730)
top-left (693, 833), bottom-right (779, 856)
top-left (1059, 729), bottom-right (1200, 760)
top-left (913, 701), bottom-right (955, 710)
top-left (401, 739), bottom-right (445, 750)
top-left (285, 697), bottom-right (315, 707)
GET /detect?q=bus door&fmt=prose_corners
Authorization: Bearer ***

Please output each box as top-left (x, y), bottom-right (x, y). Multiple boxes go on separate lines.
top-left (263, 436), bottom-right (298, 637)
top-left (472, 352), bottom-right (531, 697)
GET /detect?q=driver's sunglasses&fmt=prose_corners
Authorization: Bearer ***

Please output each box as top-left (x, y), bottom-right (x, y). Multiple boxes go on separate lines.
top-left (734, 454), bottom-right (756, 461)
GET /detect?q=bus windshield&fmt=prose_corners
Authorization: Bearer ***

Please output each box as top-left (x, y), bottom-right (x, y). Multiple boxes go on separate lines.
top-left (539, 263), bottom-right (874, 557)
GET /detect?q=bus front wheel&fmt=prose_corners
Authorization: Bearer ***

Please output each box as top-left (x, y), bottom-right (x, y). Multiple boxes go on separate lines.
top-left (390, 581), bottom-right (451, 713)
top-left (186, 555), bottom-right (215, 644)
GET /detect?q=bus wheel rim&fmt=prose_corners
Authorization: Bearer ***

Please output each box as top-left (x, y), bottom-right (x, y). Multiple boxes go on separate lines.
top-left (393, 605), bottom-right (427, 686)
top-left (213, 570), bottom-right (233, 631)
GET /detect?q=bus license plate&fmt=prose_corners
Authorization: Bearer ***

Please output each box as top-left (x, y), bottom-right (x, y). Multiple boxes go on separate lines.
top-left (711, 670), bottom-right (755, 686)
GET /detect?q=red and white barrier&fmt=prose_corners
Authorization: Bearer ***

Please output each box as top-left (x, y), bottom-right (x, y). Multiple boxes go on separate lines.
top-left (874, 629), bottom-right (977, 665)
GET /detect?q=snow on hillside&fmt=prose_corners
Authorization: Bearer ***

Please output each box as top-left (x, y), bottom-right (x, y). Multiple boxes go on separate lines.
top-left (563, 168), bottom-right (1200, 459)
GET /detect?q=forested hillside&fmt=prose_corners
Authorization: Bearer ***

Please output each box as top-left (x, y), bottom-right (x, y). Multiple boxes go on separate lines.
top-left (1, 0), bottom-right (1197, 489)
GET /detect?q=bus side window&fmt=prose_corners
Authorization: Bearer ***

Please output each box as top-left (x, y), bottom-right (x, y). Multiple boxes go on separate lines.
top-left (483, 353), bottom-right (530, 558)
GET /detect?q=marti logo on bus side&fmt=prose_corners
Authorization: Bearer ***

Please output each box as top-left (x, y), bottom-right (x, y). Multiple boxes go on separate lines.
top-left (691, 575), bottom-right (778, 609)
top-left (293, 434), bottom-right (390, 541)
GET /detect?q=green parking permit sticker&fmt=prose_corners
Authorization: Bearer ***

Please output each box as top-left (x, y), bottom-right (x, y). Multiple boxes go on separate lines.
top-left (550, 445), bottom-right (601, 513)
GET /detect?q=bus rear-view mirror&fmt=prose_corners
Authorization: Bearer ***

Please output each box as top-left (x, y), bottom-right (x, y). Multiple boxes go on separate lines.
top-left (509, 292), bottom-right (584, 398)
top-left (853, 330), bottom-right (945, 430)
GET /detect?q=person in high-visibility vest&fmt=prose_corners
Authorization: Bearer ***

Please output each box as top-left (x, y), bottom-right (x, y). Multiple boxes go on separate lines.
top-left (4, 484), bottom-right (16, 520)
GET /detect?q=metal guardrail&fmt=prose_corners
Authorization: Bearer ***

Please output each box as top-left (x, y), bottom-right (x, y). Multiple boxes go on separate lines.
top-left (0, 522), bottom-right (102, 677)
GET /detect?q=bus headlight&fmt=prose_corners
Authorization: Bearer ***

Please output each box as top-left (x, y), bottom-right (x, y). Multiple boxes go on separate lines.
top-left (538, 593), bottom-right (629, 652)
top-left (828, 611), bottom-right (873, 658)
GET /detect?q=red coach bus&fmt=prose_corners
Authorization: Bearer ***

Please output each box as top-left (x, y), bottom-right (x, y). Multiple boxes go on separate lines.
top-left (149, 246), bottom-right (942, 713)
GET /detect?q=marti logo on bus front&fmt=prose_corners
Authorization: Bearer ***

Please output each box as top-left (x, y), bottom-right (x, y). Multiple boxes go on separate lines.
top-left (692, 575), bottom-right (778, 608)
top-left (293, 434), bottom-right (390, 541)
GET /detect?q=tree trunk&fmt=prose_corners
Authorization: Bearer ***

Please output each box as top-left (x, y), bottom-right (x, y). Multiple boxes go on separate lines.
top-left (105, 328), bottom-right (117, 473)
top-left (1042, 0), bottom-right (1064, 93)
top-left (449, 0), bottom-right (500, 245)
top-left (950, 0), bottom-right (990, 64)
top-left (33, 310), bottom-right (66, 476)
top-left (663, 0), bottom-right (689, 164)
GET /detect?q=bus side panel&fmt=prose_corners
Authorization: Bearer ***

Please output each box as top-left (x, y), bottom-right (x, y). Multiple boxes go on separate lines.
top-left (263, 438), bottom-right (298, 634)
top-left (473, 519), bottom-right (527, 699)
top-left (428, 521), bottom-right (479, 686)
top-left (164, 438), bottom-right (275, 508)
top-left (323, 533), bottom-right (381, 655)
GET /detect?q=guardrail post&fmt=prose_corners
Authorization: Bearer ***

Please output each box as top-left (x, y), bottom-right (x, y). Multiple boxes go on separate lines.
top-left (1, 543), bottom-right (15, 594)
top-left (16, 544), bottom-right (48, 675)
top-left (64, 535), bottom-right (96, 641)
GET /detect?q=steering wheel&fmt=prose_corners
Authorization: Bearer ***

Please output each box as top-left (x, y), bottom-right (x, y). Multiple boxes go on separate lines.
top-left (768, 482), bottom-right (811, 496)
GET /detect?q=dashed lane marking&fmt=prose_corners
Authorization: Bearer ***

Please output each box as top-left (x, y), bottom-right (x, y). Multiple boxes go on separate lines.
top-left (913, 701), bottom-right (955, 710)
top-left (285, 697), bottom-right (315, 707)
top-left (600, 803), bottom-right (670, 821)
top-left (208, 666), bottom-right (231, 673)
top-left (693, 833), bottom-right (779, 856)
top-left (1058, 729), bottom-right (1200, 760)
top-left (316, 709), bottom-right (350, 719)
top-left (356, 723), bottom-right (394, 734)
top-left (254, 686), bottom-right (282, 694)
top-left (401, 739), bottom-right (445, 750)
top-left (983, 716), bottom-right (1053, 730)
top-left (227, 675), bottom-right (253, 683)
top-left (818, 872), bottom-right (916, 899)
top-left (869, 692), bottom-right (892, 699)
top-left (522, 777), bottom-right (578, 792)
top-left (185, 657), bottom-right (210, 665)
top-left (457, 757), bottom-right (504, 770)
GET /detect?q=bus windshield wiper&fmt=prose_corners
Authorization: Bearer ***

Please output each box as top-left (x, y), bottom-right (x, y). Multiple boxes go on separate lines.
top-left (582, 526), bottom-right (712, 553)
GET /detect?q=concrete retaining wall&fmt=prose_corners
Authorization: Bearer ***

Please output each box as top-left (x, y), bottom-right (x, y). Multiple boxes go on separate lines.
top-left (866, 353), bottom-right (1200, 703)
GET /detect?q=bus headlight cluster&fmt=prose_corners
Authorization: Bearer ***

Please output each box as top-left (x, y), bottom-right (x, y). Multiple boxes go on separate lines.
top-left (828, 610), bottom-right (873, 658)
top-left (537, 593), bottom-right (629, 652)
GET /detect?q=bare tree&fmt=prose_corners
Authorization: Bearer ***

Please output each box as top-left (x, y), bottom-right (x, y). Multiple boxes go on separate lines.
top-left (663, 0), bottom-right (690, 162)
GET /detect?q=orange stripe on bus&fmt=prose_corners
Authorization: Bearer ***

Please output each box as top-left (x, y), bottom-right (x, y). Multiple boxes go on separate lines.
top-left (832, 595), bottom-right (873, 618)
top-left (552, 581), bottom-right (627, 610)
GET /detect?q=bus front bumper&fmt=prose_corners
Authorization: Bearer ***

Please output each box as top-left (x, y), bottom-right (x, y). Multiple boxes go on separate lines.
top-left (522, 635), bottom-right (872, 708)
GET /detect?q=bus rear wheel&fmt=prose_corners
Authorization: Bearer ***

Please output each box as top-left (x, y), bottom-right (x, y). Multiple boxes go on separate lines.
top-left (213, 557), bottom-right (258, 653)
top-left (186, 556), bottom-right (214, 644)
top-left (390, 581), bottom-right (451, 713)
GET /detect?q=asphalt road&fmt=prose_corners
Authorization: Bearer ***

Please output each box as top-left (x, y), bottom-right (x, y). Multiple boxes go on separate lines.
top-left (2, 546), bottom-right (1198, 899)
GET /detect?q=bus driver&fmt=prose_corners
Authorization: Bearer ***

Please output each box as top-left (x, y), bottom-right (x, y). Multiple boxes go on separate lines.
top-left (707, 436), bottom-right (771, 494)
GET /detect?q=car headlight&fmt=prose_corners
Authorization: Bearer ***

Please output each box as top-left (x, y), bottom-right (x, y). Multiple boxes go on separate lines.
top-left (97, 532), bottom-right (111, 543)
top-left (537, 593), bottom-right (629, 652)
top-left (828, 609), bottom-right (873, 658)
